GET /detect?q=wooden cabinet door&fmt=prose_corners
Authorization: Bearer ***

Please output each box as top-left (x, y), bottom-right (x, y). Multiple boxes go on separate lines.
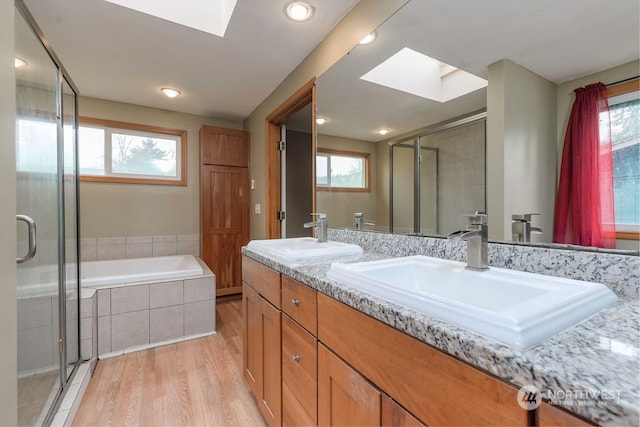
top-left (318, 343), bottom-right (381, 426)
top-left (259, 297), bottom-right (282, 426)
top-left (381, 395), bottom-right (424, 426)
top-left (538, 402), bottom-right (592, 426)
top-left (200, 125), bottom-right (248, 167)
top-left (202, 165), bottom-right (248, 296)
top-left (242, 282), bottom-right (282, 426)
top-left (242, 283), bottom-right (261, 396)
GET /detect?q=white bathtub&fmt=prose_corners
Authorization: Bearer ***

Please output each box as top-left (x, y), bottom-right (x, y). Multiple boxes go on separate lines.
top-left (17, 254), bottom-right (205, 297)
top-left (18, 254), bottom-right (215, 365)
top-left (81, 254), bottom-right (204, 287)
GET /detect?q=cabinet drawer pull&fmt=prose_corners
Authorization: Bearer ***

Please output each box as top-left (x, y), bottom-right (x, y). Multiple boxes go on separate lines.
top-left (291, 354), bottom-right (301, 362)
top-left (290, 298), bottom-right (300, 306)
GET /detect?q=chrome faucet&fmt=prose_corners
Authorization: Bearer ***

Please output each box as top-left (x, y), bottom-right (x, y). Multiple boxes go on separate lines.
top-left (353, 212), bottom-right (375, 231)
top-left (304, 213), bottom-right (328, 242)
top-left (447, 212), bottom-right (489, 271)
top-left (511, 214), bottom-right (542, 243)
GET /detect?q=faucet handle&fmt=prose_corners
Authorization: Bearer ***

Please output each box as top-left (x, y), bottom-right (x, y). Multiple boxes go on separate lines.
top-left (354, 212), bottom-right (365, 218)
top-left (310, 213), bottom-right (326, 219)
top-left (464, 212), bottom-right (487, 226)
top-left (511, 213), bottom-right (539, 222)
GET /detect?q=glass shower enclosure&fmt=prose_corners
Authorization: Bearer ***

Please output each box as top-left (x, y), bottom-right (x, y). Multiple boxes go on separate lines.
top-left (15, 1), bottom-right (80, 425)
top-left (390, 114), bottom-right (487, 236)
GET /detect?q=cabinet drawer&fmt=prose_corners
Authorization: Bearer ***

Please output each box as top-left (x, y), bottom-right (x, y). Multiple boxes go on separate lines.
top-left (283, 383), bottom-right (315, 427)
top-left (242, 255), bottom-right (281, 308)
top-left (282, 275), bottom-right (317, 334)
top-left (282, 314), bottom-right (317, 425)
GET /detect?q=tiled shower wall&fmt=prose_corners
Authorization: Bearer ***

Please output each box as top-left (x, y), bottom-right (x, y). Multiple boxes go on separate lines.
top-left (424, 120), bottom-right (486, 235)
top-left (80, 234), bottom-right (200, 261)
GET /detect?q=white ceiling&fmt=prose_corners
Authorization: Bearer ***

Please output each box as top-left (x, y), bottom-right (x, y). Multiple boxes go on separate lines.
top-left (314, 0), bottom-right (640, 142)
top-left (23, 0), bottom-right (360, 121)
top-left (21, 0), bottom-right (640, 135)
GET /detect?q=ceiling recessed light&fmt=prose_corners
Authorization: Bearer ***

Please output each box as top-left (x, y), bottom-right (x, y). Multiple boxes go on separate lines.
top-left (316, 117), bottom-right (327, 125)
top-left (15, 57), bottom-right (27, 68)
top-left (359, 32), bottom-right (376, 45)
top-left (161, 88), bottom-right (181, 98)
top-left (377, 128), bottom-right (389, 136)
top-left (286, 2), bottom-right (314, 22)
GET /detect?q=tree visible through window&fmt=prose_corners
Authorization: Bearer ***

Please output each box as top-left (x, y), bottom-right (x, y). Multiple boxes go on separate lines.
top-left (112, 135), bottom-right (176, 177)
top-left (608, 83), bottom-right (640, 235)
top-left (79, 117), bottom-right (186, 185)
top-left (316, 148), bottom-right (370, 191)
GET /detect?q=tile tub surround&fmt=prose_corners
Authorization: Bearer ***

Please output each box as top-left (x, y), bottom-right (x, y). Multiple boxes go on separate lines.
top-left (80, 288), bottom-right (98, 362)
top-left (242, 233), bottom-right (640, 425)
top-left (81, 234), bottom-right (200, 262)
top-left (95, 259), bottom-right (216, 358)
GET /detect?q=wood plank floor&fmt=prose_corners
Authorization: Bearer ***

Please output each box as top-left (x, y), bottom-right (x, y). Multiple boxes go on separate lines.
top-left (73, 299), bottom-right (266, 426)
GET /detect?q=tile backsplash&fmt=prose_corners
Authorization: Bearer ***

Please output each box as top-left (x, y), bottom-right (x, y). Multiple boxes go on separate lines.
top-left (81, 234), bottom-right (200, 262)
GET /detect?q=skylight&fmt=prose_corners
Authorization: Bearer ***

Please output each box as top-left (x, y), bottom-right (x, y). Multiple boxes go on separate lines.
top-left (360, 47), bottom-right (487, 103)
top-left (103, 0), bottom-right (237, 37)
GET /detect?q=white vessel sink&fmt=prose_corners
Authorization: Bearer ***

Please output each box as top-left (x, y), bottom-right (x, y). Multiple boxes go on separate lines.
top-left (247, 237), bottom-right (363, 264)
top-left (327, 255), bottom-right (617, 348)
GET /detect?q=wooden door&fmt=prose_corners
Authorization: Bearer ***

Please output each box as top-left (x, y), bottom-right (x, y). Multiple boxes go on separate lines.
top-left (202, 164), bottom-right (248, 295)
top-left (200, 125), bottom-right (248, 167)
top-left (318, 343), bottom-right (381, 426)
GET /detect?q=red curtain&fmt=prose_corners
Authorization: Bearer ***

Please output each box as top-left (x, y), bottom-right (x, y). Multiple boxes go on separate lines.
top-left (553, 83), bottom-right (616, 248)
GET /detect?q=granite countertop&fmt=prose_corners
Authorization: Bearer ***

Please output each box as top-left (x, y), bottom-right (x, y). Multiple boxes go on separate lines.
top-left (241, 245), bottom-right (640, 426)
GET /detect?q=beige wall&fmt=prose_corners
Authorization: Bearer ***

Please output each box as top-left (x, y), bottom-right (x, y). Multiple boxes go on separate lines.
top-left (375, 141), bottom-right (391, 230)
top-left (487, 59), bottom-right (557, 242)
top-left (243, 0), bottom-right (409, 239)
top-left (557, 60), bottom-right (640, 251)
top-left (317, 134), bottom-right (378, 229)
top-left (0, 0), bottom-right (18, 423)
top-left (78, 97), bottom-right (242, 238)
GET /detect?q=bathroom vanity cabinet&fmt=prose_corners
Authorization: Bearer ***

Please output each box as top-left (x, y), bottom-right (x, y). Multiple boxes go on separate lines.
top-left (242, 258), bottom-right (281, 426)
top-left (242, 255), bottom-right (592, 427)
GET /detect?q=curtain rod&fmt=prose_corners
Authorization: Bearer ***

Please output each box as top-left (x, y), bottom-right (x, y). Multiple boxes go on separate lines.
top-left (606, 76), bottom-right (639, 87)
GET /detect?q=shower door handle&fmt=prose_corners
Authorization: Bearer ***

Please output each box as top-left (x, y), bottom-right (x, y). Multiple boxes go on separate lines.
top-left (16, 214), bottom-right (37, 264)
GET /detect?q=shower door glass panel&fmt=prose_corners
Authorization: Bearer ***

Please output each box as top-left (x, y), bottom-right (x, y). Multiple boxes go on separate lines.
top-left (63, 78), bottom-right (79, 380)
top-left (16, 8), bottom-right (62, 426)
top-left (392, 143), bottom-right (415, 234)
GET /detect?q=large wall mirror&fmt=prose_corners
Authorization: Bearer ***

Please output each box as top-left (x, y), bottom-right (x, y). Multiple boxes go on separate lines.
top-left (314, 0), bottom-right (639, 253)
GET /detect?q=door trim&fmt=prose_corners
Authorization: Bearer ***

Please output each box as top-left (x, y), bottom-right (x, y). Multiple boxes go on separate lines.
top-left (264, 78), bottom-right (316, 238)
